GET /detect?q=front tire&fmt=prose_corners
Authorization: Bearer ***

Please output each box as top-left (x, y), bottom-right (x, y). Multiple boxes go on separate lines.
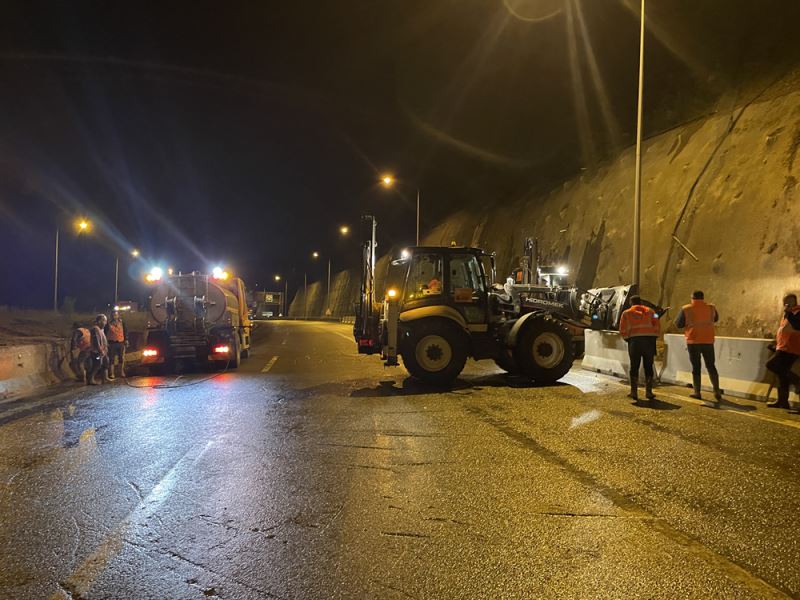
top-left (514, 314), bottom-right (574, 384)
top-left (401, 319), bottom-right (468, 386)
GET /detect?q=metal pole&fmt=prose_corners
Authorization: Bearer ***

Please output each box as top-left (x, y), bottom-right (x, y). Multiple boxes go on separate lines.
top-left (327, 258), bottom-right (331, 315)
top-left (284, 280), bottom-right (288, 316)
top-left (416, 188), bottom-right (420, 246)
top-left (632, 0), bottom-right (645, 290)
top-left (114, 256), bottom-right (119, 305)
top-left (304, 272), bottom-right (308, 320)
top-left (370, 216), bottom-right (377, 313)
top-left (53, 227), bottom-right (59, 312)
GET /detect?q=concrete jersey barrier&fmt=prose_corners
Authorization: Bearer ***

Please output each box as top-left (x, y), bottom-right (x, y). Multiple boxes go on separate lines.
top-left (582, 330), bottom-right (780, 401)
top-left (0, 341), bottom-right (72, 401)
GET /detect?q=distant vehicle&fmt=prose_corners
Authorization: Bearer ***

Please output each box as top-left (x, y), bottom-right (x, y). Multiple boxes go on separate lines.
top-left (113, 300), bottom-right (139, 312)
top-left (251, 291), bottom-right (282, 320)
top-left (142, 269), bottom-right (251, 372)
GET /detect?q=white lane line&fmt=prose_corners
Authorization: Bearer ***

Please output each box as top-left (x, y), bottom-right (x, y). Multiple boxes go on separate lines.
top-left (261, 356), bottom-right (279, 373)
top-left (645, 387), bottom-right (800, 431)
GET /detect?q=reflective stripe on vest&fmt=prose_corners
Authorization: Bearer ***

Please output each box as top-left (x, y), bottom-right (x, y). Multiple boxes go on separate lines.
top-left (620, 306), bottom-right (659, 338)
top-left (77, 328), bottom-right (91, 351)
top-left (777, 306), bottom-right (800, 355)
top-left (683, 301), bottom-right (715, 344)
top-left (108, 321), bottom-right (125, 342)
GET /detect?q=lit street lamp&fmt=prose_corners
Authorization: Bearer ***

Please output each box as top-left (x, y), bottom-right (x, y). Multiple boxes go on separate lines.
top-left (115, 248), bottom-right (142, 305)
top-left (54, 218), bottom-right (91, 311)
top-left (275, 274), bottom-right (288, 316)
top-left (380, 173), bottom-right (421, 246)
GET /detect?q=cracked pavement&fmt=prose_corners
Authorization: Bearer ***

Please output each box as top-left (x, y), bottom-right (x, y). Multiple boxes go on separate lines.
top-left (1, 321), bottom-right (799, 599)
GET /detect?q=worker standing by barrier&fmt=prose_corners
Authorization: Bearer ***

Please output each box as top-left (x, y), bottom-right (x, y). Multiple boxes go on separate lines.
top-left (69, 322), bottom-right (92, 383)
top-left (88, 314), bottom-right (110, 385)
top-left (766, 293), bottom-right (800, 409)
top-left (674, 290), bottom-right (722, 402)
top-left (619, 295), bottom-right (660, 402)
top-left (105, 310), bottom-right (128, 380)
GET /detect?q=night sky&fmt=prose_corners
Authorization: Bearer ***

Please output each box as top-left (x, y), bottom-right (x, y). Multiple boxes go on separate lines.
top-left (1, 1), bottom-right (797, 310)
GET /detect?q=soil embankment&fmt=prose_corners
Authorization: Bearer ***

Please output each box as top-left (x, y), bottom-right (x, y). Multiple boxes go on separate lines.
top-left (293, 69), bottom-right (800, 337)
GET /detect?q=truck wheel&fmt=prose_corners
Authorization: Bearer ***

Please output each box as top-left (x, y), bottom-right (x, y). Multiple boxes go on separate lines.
top-left (494, 347), bottom-right (519, 374)
top-left (401, 320), bottom-right (467, 386)
top-left (514, 314), bottom-right (574, 384)
top-left (229, 337), bottom-right (241, 370)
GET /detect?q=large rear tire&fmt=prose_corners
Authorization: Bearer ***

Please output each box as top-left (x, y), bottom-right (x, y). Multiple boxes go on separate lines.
top-left (401, 319), bottom-right (468, 386)
top-left (229, 336), bottom-right (241, 370)
top-left (514, 314), bottom-right (574, 384)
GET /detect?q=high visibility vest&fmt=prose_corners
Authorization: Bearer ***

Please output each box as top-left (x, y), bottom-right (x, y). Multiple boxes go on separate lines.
top-left (619, 305), bottom-right (660, 339)
top-left (682, 301), bottom-right (716, 344)
top-left (107, 321), bottom-right (125, 342)
top-left (777, 306), bottom-right (800, 355)
top-left (76, 328), bottom-right (91, 351)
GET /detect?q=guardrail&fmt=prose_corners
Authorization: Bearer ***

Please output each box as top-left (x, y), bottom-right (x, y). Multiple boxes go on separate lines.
top-left (582, 330), bottom-right (785, 401)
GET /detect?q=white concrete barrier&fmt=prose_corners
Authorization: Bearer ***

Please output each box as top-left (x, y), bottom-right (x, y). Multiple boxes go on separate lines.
top-left (0, 342), bottom-right (72, 401)
top-left (582, 330), bottom-right (779, 401)
top-left (581, 330), bottom-right (631, 379)
top-left (661, 334), bottom-right (774, 400)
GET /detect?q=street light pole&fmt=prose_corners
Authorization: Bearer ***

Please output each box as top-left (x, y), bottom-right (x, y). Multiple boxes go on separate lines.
top-left (304, 272), bottom-right (308, 320)
top-left (632, 0), bottom-right (645, 290)
top-left (327, 258), bottom-right (331, 315)
top-left (114, 256), bottom-right (119, 305)
top-left (416, 188), bottom-right (420, 246)
top-left (284, 279), bottom-right (288, 316)
top-left (53, 228), bottom-right (59, 312)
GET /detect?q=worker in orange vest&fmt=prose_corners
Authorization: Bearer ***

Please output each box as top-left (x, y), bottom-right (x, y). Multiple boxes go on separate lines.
top-left (674, 290), bottom-right (722, 402)
top-left (69, 321), bottom-right (92, 383)
top-left (105, 310), bottom-right (128, 380)
top-left (619, 295), bottom-right (660, 402)
top-left (766, 293), bottom-right (800, 409)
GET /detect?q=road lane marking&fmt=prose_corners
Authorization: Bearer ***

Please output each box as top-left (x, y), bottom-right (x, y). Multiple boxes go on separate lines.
top-left (652, 389), bottom-right (800, 430)
top-left (52, 440), bottom-right (216, 600)
top-left (261, 356), bottom-right (279, 373)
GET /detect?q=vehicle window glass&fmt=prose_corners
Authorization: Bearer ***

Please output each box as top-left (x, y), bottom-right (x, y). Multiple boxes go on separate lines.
top-left (404, 254), bottom-right (443, 301)
top-left (449, 254), bottom-right (485, 295)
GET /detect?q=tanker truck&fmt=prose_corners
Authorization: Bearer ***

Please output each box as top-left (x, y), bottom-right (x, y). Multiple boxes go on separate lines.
top-left (142, 268), bottom-right (251, 373)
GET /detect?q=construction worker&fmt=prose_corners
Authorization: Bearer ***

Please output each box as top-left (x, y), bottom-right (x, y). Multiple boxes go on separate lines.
top-left (674, 290), bottom-right (722, 402)
top-left (105, 310), bottom-right (128, 380)
top-left (87, 314), bottom-right (110, 385)
top-left (766, 293), bottom-right (800, 409)
top-left (619, 295), bottom-right (660, 401)
top-left (69, 322), bottom-right (92, 382)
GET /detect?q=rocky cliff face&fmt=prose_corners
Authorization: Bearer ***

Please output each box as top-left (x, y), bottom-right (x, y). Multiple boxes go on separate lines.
top-left (294, 69), bottom-right (800, 337)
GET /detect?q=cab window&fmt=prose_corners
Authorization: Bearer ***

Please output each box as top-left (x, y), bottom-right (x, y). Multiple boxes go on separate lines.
top-left (448, 254), bottom-right (485, 297)
top-left (404, 253), bottom-right (443, 301)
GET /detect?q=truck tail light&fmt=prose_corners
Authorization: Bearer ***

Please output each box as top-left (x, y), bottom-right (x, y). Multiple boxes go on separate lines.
top-left (213, 345), bottom-right (230, 354)
top-left (143, 348), bottom-right (159, 358)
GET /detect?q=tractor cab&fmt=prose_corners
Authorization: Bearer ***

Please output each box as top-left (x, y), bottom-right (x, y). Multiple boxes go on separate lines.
top-left (386, 246), bottom-right (496, 329)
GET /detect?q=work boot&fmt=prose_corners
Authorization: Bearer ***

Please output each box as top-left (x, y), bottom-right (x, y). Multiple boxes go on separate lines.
top-left (645, 377), bottom-right (656, 400)
top-left (689, 373), bottom-right (702, 400)
top-left (628, 377), bottom-right (639, 401)
top-left (710, 372), bottom-right (722, 402)
top-left (767, 386), bottom-right (790, 409)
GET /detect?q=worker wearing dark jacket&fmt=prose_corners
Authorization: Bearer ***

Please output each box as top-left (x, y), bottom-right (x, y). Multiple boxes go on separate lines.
top-left (88, 314), bottom-right (110, 385)
top-left (619, 295), bottom-right (660, 402)
top-left (674, 290), bottom-right (722, 402)
top-left (766, 293), bottom-right (800, 409)
top-left (105, 310), bottom-right (128, 380)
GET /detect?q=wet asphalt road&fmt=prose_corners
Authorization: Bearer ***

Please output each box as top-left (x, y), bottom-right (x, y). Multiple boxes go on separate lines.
top-left (1, 320), bottom-right (799, 599)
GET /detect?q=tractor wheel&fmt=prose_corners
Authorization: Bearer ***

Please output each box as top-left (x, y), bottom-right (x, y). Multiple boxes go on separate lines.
top-left (494, 347), bottom-right (520, 374)
top-left (514, 314), bottom-right (575, 384)
top-left (401, 319), bottom-right (468, 386)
